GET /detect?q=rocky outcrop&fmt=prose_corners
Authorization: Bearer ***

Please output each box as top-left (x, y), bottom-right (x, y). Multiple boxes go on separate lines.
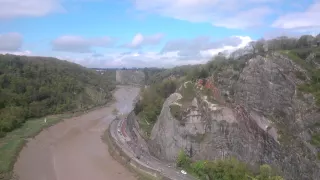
top-left (116, 70), bottom-right (145, 86)
top-left (148, 53), bottom-right (320, 180)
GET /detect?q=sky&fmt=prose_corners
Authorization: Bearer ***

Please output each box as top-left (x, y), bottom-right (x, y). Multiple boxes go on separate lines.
top-left (0, 0), bottom-right (319, 68)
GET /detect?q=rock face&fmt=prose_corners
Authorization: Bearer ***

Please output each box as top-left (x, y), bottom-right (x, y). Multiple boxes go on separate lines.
top-left (116, 70), bottom-right (145, 86)
top-left (148, 53), bottom-right (320, 180)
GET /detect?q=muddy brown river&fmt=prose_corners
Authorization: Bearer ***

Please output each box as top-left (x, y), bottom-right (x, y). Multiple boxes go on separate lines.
top-left (14, 86), bottom-right (140, 180)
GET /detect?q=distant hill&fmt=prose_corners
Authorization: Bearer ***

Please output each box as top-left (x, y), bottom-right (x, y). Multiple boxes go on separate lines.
top-left (0, 54), bottom-right (116, 137)
top-left (92, 67), bottom-right (166, 85)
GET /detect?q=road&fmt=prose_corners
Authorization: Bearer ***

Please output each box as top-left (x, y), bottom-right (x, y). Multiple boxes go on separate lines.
top-left (110, 112), bottom-right (196, 180)
top-left (14, 86), bottom-right (140, 180)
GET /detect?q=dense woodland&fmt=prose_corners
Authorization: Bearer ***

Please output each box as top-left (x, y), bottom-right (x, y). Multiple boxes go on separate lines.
top-left (146, 65), bottom-right (201, 85)
top-left (0, 54), bottom-right (116, 137)
top-left (142, 67), bottom-right (166, 84)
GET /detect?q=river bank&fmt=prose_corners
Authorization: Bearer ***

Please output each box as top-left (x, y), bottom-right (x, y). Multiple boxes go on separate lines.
top-left (4, 86), bottom-right (140, 180)
top-left (0, 87), bottom-right (121, 180)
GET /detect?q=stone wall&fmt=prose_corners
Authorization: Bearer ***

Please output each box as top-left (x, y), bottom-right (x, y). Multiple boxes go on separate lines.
top-left (104, 120), bottom-right (172, 180)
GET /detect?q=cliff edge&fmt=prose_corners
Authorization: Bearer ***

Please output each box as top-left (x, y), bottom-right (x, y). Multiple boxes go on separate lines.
top-left (148, 53), bottom-right (320, 180)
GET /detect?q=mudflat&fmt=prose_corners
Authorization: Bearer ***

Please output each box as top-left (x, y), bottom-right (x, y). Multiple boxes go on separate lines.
top-left (14, 86), bottom-right (140, 180)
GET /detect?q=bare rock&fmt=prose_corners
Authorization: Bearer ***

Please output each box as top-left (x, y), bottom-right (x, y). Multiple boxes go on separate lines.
top-left (148, 53), bottom-right (320, 180)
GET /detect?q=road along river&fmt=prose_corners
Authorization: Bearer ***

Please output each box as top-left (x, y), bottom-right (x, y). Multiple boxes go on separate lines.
top-left (14, 86), bottom-right (140, 180)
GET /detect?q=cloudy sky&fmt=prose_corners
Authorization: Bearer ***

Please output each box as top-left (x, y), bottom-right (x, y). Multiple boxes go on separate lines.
top-left (0, 0), bottom-right (319, 68)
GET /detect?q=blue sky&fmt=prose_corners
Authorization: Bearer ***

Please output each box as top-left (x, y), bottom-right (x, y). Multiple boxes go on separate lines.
top-left (0, 0), bottom-right (319, 68)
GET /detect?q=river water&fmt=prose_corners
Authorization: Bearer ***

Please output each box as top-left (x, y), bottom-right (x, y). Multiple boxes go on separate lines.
top-left (14, 86), bottom-right (140, 180)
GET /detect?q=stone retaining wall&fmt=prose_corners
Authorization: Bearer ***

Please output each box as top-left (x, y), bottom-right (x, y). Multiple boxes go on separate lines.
top-left (104, 121), bottom-right (171, 180)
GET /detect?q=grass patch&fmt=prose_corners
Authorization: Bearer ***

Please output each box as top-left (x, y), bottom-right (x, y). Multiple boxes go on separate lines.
top-left (169, 104), bottom-right (182, 120)
top-left (138, 117), bottom-right (154, 138)
top-left (179, 82), bottom-right (196, 103)
top-left (310, 133), bottom-right (320, 147)
top-left (280, 50), bottom-right (320, 106)
top-left (279, 50), bottom-right (312, 71)
top-left (0, 113), bottom-right (74, 179)
top-left (269, 115), bottom-right (293, 145)
top-left (314, 122), bottom-right (320, 127)
top-left (0, 139), bottom-right (25, 173)
top-left (294, 70), bottom-right (307, 80)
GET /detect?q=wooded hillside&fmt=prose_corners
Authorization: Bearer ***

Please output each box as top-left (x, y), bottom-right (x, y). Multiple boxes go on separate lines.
top-left (0, 54), bottom-right (116, 137)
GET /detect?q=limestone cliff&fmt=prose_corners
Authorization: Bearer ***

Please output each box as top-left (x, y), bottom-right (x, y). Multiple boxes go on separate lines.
top-left (148, 53), bottom-right (320, 180)
top-left (116, 70), bottom-right (145, 86)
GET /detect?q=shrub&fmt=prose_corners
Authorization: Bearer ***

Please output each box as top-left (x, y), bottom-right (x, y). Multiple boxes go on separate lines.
top-left (170, 104), bottom-right (182, 120)
top-left (176, 150), bottom-right (191, 170)
top-left (205, 158), bottom-right (249, 180)
top-left (294, 71), bottom-right (306, 80)
top-left (176, 155), bottom-right (284, 180)
top-left (156, 79), bottom-right (177, 98)
top-left (133, 100), bottom-right (143, 114)
top-left (134, 79), bottom-right (178, 137)
top-left (310, 133), bottom-right (320, 147)
top-left (281, 50), bottom-right (320, 106)
top-left (255, 164), bottom-right (284, 180)
top-left (190, 160), bottom-right (206, 178)
top-left (180, 82), bottom-right (196, 102)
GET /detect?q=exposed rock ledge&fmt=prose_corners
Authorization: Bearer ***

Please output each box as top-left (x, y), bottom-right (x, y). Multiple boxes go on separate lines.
top-left (148, 54), bottom-right (320, 180)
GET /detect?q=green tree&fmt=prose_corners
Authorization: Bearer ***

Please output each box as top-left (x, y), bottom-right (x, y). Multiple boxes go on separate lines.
top-left (254, 164), bottom-right (283, 180)
top-left (0, 54), bottom-right (116, 136)
top-left (297, 35), bottom-right (314, 48)
top-left (176, 150), bottom-right (191, 169)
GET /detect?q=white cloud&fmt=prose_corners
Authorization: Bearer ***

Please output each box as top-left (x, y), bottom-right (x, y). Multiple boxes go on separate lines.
top-left (0, 50), bottom-right (32, 56)
top-left (123, 33), bottom-right (163, 48)
top-left (131, 34), bottom-right (144, 47)
top-left (3, 34), bottom-right (252, 68)
top-left (201, 36), bottom-right (252, 58)
top-left (52, 51), bottom-right (188, 68)
top-left (117, 35), bottom-right (251, 67)
top-left (52, 35), bottom-right (116, 53)
top-left (272, 1), bottom-right (320, 30)
top-left (0, 0), bottom-right (63, 19)
top-left (161, 36), bottom-right (250, 60)
top-left (0, 32), bottom-right (23, 51)
top-left (59, 35), bottom-right (252, 68)
top-left (132, 0), bottom-right (276, 29)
